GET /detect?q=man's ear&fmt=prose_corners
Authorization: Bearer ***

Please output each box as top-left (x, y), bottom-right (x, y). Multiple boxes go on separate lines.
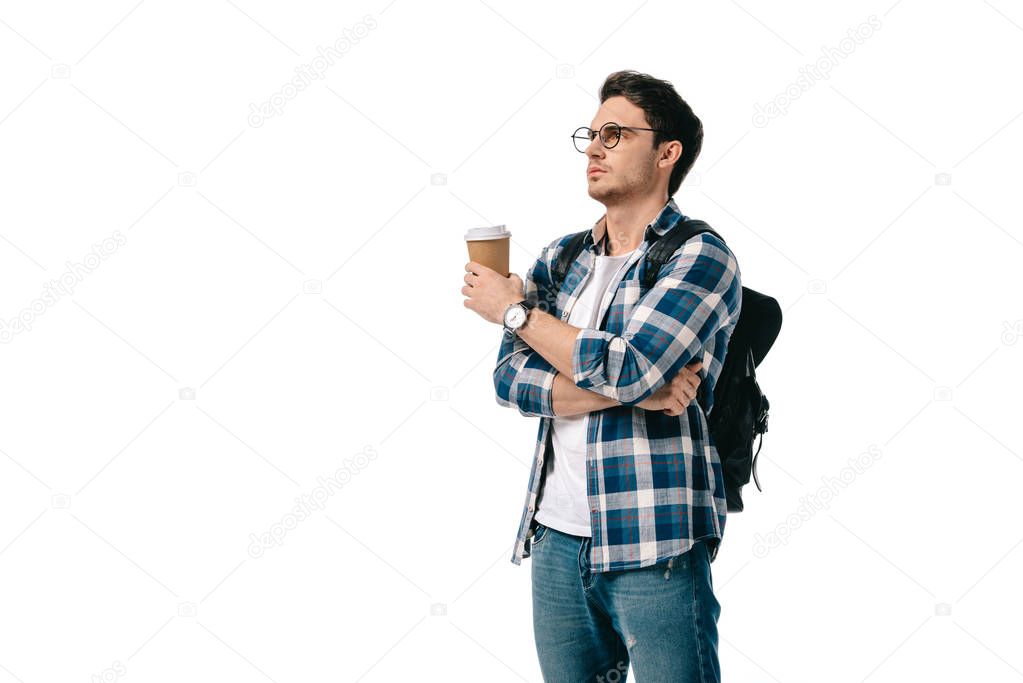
top-left (662, 140), bottom-right (683, 165)
top-left (657, 141), bottom-right (682, 169)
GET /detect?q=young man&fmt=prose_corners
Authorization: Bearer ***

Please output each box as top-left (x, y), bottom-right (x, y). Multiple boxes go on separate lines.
top-left (462, 70), bottom-right (742, 682)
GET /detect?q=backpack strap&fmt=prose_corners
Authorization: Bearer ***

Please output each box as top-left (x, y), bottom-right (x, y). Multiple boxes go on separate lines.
top-left (553, 218), bottom-right (725, 295)
top-left (641, 219), bottom-right (724, 291)
top-left (551, 229), bottom-right (591, 294)
top-left (551, 217), bottom-right (727, 321)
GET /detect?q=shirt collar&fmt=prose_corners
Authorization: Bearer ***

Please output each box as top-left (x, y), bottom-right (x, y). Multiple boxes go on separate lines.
top-left (586, 197), bottom-right (684, 255)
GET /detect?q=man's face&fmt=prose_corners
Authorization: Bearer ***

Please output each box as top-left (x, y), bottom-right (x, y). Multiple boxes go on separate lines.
top-left (584, 96), bottom-right (661, 204)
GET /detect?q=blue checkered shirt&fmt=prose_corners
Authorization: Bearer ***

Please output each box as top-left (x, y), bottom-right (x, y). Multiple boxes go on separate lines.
top-left (494, 198), bottom-right (742, 572)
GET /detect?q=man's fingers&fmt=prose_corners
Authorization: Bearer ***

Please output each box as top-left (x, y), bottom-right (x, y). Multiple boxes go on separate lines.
top-left (674, 370), bottom-right (701, 389)
top-left (671, 397), bottom-right (684, 415)
top-left (662, 366), bottom-right (705, 415)
top-left (671, 381), bottom-right (694, 402)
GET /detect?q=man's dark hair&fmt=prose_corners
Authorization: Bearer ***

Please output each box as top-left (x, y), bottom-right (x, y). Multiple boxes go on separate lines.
top-left (599, 70), bottom-right (703, 198)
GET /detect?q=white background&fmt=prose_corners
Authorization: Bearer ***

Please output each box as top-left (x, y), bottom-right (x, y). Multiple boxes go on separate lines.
top-left (1, 1), bottom-right (1021, 681)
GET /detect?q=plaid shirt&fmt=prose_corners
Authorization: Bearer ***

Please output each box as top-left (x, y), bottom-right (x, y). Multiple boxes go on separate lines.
top-left (494, 197), bottom-right (742, 573)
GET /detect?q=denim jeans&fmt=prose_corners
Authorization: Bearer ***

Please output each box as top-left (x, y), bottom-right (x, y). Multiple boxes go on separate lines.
top-left (530, 523), bottom-right (721, 683)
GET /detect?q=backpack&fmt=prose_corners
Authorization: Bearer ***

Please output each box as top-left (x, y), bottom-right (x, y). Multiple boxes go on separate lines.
top-left (549, 217), bottom-right (782, 513)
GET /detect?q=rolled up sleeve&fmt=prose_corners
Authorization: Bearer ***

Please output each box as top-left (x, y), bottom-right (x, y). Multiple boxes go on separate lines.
top-left (493, 242), bottom-right (561, 418)
top-left (494, 336), bottom-right (558, 417)
top-left (571, 234), bottom-right (741, 406)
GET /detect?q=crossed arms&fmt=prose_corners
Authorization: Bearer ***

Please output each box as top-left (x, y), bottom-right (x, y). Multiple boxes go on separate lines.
top-left (493, 235), bottom-right (740, 418)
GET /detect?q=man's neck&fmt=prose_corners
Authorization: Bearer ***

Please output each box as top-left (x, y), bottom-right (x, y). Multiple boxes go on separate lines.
top-left (598, 194), bottom-right (669, 256)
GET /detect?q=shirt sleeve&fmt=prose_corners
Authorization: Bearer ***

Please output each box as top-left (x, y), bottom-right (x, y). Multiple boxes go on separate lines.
top-left (493, 242), bottom-right (561, 418)
top-left (571, 233), bottom-right (741, 406)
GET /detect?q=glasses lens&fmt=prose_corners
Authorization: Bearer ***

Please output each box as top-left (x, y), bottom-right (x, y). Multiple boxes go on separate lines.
top-left (572, 127), bottom-right (592, 153)
top-left (599, 123), bottom-right (621, 148)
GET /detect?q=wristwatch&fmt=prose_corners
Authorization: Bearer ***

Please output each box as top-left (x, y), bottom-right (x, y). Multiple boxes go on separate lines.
top-left (503, 299), bottom-right (537, 335)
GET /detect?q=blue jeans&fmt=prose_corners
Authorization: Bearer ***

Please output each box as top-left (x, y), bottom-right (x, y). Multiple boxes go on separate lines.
top-left (530, 523), bottom-right (721, 682)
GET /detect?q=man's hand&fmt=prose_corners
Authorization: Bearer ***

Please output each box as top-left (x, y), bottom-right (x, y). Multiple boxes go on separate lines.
top-left (462, 261), bottom-right (525, 325)
top-left (636, 360), bottom-right (703, 416)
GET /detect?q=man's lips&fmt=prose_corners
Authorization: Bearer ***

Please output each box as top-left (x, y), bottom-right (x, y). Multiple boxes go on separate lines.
top-left (588, 167), bottom-right (606, 176)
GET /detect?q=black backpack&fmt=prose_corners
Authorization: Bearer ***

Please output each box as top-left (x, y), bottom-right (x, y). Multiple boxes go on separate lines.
top-left (548, 218), bottom-right (782, 513)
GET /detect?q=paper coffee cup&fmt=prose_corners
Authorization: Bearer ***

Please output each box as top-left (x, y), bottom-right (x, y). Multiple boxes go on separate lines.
top-left (465, 225), bottom-right (511, 277)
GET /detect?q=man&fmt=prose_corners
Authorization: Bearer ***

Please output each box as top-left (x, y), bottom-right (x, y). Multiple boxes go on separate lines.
top-left (462, 70), bottom-right (741, 682)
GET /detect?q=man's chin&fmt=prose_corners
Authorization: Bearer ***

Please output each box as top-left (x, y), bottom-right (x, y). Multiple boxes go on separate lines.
top-left (587, 185), bottom-right (614, 202)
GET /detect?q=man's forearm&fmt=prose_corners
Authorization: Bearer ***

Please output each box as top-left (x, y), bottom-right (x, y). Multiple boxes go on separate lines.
top-left (551, 373), bottom-right (621, 417)
top-left (513, 306), bottom-right (612, 416)
top-left (515, 307), bottom-right (580, 379)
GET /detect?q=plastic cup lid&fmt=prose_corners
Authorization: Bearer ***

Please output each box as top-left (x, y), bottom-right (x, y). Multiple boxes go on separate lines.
top-left (464, 225), bottom-right (511, 241)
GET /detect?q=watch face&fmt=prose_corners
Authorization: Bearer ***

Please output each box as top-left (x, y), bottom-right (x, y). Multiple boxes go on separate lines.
top-left (505, 305), bottom-right (527, 328)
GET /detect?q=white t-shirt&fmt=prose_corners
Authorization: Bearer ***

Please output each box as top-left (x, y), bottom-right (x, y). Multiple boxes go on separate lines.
top-left (534, 245), bottom-right (637, 537)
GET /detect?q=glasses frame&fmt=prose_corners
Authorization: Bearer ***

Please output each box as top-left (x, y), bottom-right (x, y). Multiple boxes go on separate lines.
top-left (571, 122), bottom-right (665, 153)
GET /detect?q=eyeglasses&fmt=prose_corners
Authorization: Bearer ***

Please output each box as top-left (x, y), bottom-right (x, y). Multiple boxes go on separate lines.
top-left (571, 122), bottom-right (665, 153)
